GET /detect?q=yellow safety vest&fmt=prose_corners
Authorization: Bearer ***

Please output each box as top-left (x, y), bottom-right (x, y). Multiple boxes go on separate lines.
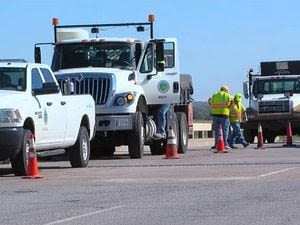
top-left (209, 91), bottom-right (232, 116)
top-left (229, 102), bottom-right (245, 122)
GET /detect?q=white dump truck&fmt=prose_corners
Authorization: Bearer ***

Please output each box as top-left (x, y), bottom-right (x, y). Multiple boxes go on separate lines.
top-left (0, 60), bottom-right (95, 175)
top-left (242, 60), bottom-right (300, 143)
top-left (35, 15), bottom-right (193, 158)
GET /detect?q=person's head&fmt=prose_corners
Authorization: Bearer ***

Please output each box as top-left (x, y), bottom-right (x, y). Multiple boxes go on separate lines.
top-left (234, 93), bottom-right (243, 103)
top-left (220, 85), bottom-right (229, 93)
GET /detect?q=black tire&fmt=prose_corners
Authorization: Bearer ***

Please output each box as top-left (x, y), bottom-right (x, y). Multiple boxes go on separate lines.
top-left (91, 145), bottom-right (115, 158)
top-left (11, 129), bottom-right (31, 176)
top-left (243, 129), bottom-right (255, 144)
top-left (150, 140), bottom-right (166, 155)
top-left (265, 134), bottom-right (276, 143)
top-left (68, 126), bottom-right (90, 168)
top-left (176, 112), bottom-right (188, 154)
top-left (128, 112), bottom-right (144, 159)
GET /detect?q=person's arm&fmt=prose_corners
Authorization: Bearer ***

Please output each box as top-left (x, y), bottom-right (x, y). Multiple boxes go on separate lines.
top-left (241, 104), bottom-right (247, 121)
top-left (226, 93), bottom-right (234, 108)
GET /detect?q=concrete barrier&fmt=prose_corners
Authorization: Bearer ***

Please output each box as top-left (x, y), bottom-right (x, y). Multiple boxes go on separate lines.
top-left (192, 121), bottom-right (213, 139)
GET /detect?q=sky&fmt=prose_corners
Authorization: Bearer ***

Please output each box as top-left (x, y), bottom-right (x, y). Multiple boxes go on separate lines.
top-left (2, 0), bottom-right (300, 102)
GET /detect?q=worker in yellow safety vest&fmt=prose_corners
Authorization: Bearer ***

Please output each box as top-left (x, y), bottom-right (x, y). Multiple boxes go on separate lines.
top-left (228, 93), bottom-right (249, 149)
top-left (208, 85), bottom-right (233, 152)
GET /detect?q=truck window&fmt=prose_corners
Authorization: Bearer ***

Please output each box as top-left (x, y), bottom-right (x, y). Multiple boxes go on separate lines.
top-left (257, 79), bottom-right (300, 95)
top-left (52, 42), bottom-right (134, 71)
top-left (32, 68), bottom-right (43, 90)
top-left (0, 68), bottom-right (25, 91)
top-left (164, 42), bottom-right (175, 68)
top-left (40, 68), bottom-right (55, 83)
top-left (140, 43), bottom-right (153, 73)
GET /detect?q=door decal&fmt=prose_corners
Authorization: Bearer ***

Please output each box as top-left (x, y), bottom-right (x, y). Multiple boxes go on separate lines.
top-left (157, 80), bottom-right (170, 93)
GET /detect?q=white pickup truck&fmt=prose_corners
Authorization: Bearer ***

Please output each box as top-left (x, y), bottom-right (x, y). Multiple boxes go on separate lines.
top-left (0, 60), bottom-right (95, 176)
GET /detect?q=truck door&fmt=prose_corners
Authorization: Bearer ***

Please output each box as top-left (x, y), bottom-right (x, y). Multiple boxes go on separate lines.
top-left (31, 67), bottom-right (67, 147)
top-left (136, 38), bottom-right (180, 105)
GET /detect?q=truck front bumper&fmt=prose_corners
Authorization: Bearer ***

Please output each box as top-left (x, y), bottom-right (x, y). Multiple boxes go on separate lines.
top-left (0, 127), bottom-right (23, 160)
top-left (96, 114), bottom-right (133, 131)
top-left (241, 119), bottom-right (300, 135)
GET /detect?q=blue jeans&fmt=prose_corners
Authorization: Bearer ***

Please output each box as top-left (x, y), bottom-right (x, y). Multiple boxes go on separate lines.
top-left (157, 104), bottom-right (170, 135)
top-left (212, 116), bottom-right (229, 146)
top-left (228, 122), bottom-right (247, 147)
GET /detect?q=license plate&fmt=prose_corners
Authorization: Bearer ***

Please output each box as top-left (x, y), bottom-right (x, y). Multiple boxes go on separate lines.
top-left (115, 118), bottom-right (129, 127)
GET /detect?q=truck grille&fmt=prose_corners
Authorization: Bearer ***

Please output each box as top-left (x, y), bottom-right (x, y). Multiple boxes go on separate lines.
top-left (56, 73), bottom-right (111, 105)
top-left (258, 100), bottom-right (290, 114)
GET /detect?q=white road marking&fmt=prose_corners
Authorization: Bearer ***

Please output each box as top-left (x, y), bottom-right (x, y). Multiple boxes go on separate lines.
top-left (257, 167), bottom-right (298, 178)
top-left (44, 205), bottom-right (123, 225)
top-left (97, 167), bottom-right (298, 183)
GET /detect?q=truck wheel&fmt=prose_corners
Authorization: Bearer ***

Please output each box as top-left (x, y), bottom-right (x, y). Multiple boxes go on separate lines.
top-left (128, 112), bottom-right (144, 159)
top-left (150, 140), bottom-right (166, 155)
top-left (176, 112), bottom-right (188, 154)
top-left (11, 129), bottom-right (31, 176)
top-left (91, 146), bottom-right (115, 158)
top-left (68, 126), bottom-right (90, 168)
top-left (266, 134), bottom-right (276, 143)
top-left (99, 147), bottom-right (115, 157)
top-left (243, 129), bottom-right (255, 144)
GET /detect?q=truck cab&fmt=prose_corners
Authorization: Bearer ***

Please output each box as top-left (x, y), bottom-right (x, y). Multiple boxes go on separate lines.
top-left (242, 60), bottom-right (300, 143)
top-left (35, 15), bottom-right (193, 158)
top-left (0, 60), bottom-right (95, 175)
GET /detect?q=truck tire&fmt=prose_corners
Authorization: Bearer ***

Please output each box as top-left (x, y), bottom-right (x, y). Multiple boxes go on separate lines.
top-left (128, 112), bottom-right (144, 159)
top-left (150, 140), bottom-right (166, 155)
top-left (91, 144), bottom-right (115, 158)
top-left (243, 129), bottom-right (255, 144)
top-left (265, 134), bottom-right (276, 143)
top-left (176, 112), bottom-right (188, 154)
top-left (11, 129), bottom-right (31, 176)
top-left (68, 126), bottom-right (90, 168)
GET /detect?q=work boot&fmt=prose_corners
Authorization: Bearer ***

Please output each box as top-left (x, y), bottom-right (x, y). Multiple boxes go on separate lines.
top-left (243, 142), bottom-right (250, 148)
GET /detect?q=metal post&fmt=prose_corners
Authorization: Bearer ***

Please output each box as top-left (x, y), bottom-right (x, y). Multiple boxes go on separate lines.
top-left (150, 21), bottom-right (154, 39)
top-left (54, 25), bottom-right (57, 43)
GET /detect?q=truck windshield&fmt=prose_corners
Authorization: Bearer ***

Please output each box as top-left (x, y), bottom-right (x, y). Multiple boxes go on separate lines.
top-left (254, 78), bottom-right (300, 95)
top-left (0, 68), bottom-right (25, 91)
top-left (51, 42), bottom-right (134, 71)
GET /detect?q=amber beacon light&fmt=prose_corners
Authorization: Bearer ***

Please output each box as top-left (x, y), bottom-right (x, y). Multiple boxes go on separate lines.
top-left (52, 18), bottom-right (59, 25)
top-left (148, 14), bottom-right (155, 22)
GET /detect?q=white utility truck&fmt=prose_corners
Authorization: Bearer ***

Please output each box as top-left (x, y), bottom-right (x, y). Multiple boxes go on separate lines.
top-left (0, 60), bottom-right (95, 175)
top-left (242, 60), bottom-right (300, 143)
top-left (35, 15), bottom-right (193, 158)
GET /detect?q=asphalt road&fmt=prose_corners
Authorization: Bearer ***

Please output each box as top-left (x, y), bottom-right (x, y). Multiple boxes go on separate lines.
top-left (1, 139), bottom-right (300, 225)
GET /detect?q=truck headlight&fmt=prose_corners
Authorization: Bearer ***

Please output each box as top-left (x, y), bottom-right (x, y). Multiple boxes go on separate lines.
top-left (0, 108), bottom-right (22, 124)
top-left (113, 92), bottom-right (135, 106)
top-left (115, 96), bottom-right (126, 106)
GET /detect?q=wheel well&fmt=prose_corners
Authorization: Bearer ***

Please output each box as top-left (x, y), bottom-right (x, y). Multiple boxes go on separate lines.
top-left (81, 115), bottom-right (90, 136)
top-left (23, 118), bottom-right (35, 135)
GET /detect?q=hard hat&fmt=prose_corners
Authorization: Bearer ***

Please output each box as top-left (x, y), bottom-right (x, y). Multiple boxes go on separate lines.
top-left (220, 85), bottom-right (229, 93)
top-left (235, 93), bottom-right (243, 101)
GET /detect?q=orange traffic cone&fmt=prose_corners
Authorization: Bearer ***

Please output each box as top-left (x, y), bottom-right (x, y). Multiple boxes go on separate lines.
top-left (216, 124), bottom-right (227, 153)
top-left (164, 126), bottom-right (179, 159)
top-left (255, 123), bottom-right (265, 149)
top-left (23, 133), bottom-right (43, 179)
top-left (284, 121), bottom-right (295, 147)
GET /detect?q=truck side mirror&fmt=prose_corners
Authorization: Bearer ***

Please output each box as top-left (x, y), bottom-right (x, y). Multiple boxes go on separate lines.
top-left (135, 43), bottom-right (142, 67)
top-left (156, 41), bottom-right (165, 72)
top-left (243, 82), bottom-right (249, 99)
top-left (63, 78), bottom-right (74, 95)
top-left (33, 82), bottom-right (59, 95)
top-left (34, 46), bottom-right (41, 64)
